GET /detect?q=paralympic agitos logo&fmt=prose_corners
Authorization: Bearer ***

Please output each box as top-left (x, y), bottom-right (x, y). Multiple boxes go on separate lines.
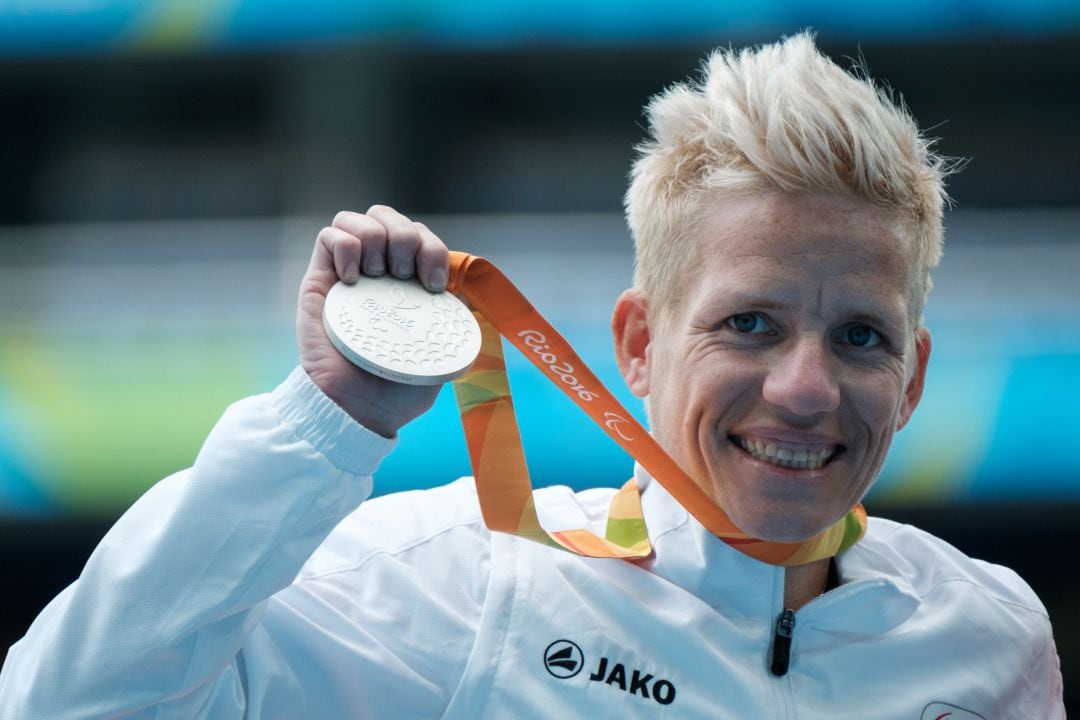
top-left (543, 640), bottom-right (677, 706)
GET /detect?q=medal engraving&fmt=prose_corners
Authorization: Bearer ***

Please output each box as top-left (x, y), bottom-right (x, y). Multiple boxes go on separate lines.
top-left (323, 275), bottom-right (482, 385)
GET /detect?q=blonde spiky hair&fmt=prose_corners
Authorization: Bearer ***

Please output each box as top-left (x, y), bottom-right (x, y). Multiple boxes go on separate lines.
top-left (625, 32), bottom-right (955, 326)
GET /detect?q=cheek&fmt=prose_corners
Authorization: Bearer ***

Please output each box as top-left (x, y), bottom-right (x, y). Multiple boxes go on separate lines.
top-left (653, 351), bottom-right (741, 423)
top-left (685, 353), bottom-right (763, 418)
top-left (848, 372), bottom-right (907, 442)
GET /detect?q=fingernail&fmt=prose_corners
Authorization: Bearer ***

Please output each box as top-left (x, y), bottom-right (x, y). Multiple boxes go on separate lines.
top-left (366, 256), bottom-right (385, 275)
top-left (429, 267), bottom-right (447, 292)
top-left (395, 259), bottom-right (414, 278)
top-left (345, 262), bottom-right (359, 282)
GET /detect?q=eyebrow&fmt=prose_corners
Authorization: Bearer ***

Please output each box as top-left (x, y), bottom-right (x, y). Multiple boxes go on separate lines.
top-left (699, 289), bottom-right (795, 311)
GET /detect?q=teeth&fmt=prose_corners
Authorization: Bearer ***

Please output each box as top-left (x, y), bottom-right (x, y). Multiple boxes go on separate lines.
top-left (736, 436), bottom-right (836, 470)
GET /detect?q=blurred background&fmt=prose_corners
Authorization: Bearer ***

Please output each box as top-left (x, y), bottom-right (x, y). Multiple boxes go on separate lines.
top-left (1, 0), bottom-right (1077, 708)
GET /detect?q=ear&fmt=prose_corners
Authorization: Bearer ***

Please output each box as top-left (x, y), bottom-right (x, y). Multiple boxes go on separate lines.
top-left (612, 289), bottom-right (652, 398)
top-left (896, 327), bottom-right (931, 431)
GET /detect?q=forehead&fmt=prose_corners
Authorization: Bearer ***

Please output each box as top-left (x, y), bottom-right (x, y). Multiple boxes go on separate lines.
top-left (685, 193), bottom-right (917, 315)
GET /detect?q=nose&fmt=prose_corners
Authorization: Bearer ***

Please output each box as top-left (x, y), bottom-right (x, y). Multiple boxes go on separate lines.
top-left (761, 334), bottom-right (841, 418)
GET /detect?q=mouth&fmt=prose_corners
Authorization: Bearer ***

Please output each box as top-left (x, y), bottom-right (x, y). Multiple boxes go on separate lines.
top-left (729, 434), bottom-right (844, 471)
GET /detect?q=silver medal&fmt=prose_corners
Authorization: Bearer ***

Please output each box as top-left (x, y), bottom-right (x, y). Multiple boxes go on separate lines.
top-left (322, 274), bottom-right (482, 385)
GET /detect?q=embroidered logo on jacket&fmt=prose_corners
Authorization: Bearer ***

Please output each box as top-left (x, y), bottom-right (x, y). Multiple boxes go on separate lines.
top-left (543, 639), bottom-right (677, 706)
top-left (920, 702), bottom-right (986, 720)
top-left (543, 640), bottom-right (585, 679)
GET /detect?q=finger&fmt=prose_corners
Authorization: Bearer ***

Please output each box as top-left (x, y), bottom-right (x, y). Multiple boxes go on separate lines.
top-left (314, 226), bottom-right (363, 283)
top-left (332, 210), bottom-right (388, 276)
top-left (367, 205), bottom-right (422, 279)
top-left (308, 226), bottom-right (354, 281)
top-left (414, 222), bottom-right (450, 292)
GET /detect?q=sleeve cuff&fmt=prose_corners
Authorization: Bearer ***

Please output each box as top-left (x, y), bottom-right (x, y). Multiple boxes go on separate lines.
top-left (271, 366), bottom-right (398, 477)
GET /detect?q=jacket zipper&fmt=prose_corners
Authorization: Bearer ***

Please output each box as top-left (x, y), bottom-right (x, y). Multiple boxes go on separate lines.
top-left (770, 608), bottom-right (795, 676)
top-left (768, 577), bottom-right (852, 677)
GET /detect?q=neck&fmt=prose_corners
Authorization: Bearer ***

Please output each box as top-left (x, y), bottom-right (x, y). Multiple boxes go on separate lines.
top-left (783, 558), bottom-right (832, 610)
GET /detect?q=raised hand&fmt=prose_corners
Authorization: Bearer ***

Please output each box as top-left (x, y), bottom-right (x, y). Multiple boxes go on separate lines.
top-left (297, 206), bottom-right (450, 437)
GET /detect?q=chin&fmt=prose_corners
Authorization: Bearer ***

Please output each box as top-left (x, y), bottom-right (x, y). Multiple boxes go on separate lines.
top-left (725, 504), bottom-right (836, 544)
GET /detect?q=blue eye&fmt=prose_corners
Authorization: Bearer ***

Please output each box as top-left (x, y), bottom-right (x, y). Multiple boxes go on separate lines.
top-left (841, 325), bottom-right (881, 348)
top-left (727, 313), bottom-right (770, 334)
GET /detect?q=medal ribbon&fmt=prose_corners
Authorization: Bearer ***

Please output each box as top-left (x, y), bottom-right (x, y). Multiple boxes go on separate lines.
top-left (447, 251), bottom-right (867, 566)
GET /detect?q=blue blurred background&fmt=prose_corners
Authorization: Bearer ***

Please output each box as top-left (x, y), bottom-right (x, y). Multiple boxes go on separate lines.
top-left (1, 0), bottom-right (1077, 705)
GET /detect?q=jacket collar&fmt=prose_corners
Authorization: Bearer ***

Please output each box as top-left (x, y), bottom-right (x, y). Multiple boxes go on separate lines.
top-left (634, 464), bottom-right (921, 635)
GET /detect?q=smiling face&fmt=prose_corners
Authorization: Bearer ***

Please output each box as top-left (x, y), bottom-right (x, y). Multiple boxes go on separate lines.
top-left (614, 192), bottom-right (931, 542)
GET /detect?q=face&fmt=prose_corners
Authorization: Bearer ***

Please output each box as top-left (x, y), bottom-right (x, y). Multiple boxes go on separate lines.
top-left (614, 193), bottom-right (931, 542)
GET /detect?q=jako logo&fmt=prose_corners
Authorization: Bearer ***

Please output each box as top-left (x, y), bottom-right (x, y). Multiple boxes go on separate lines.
top-left (543, 640), bottom-right (584, 679)
top-left (543, 641), bottom-right (676, 706)
top-left (589, 656), bottom-right (676, 706)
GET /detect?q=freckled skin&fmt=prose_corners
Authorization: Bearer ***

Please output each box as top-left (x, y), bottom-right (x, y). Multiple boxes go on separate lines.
top-left (614, 193), bottom-right (931, 545)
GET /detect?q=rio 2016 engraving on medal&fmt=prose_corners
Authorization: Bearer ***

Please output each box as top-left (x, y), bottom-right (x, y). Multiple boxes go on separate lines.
top-left (322, 274), bottom-right (482, 385)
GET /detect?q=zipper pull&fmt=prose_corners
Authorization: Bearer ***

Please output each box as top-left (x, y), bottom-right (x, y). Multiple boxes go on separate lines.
top-left (770, 608), bottom-right (795, 677)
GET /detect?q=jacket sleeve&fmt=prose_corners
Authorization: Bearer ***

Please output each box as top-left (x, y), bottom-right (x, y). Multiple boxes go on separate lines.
top-left (0, 367), bottom-right (396, 719)
top-left (1017, 614), bottom-right (1067, 720)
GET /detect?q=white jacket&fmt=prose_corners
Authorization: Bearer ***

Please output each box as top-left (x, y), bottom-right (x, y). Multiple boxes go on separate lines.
top-left (0, 368), bottom-right (1065, 719)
